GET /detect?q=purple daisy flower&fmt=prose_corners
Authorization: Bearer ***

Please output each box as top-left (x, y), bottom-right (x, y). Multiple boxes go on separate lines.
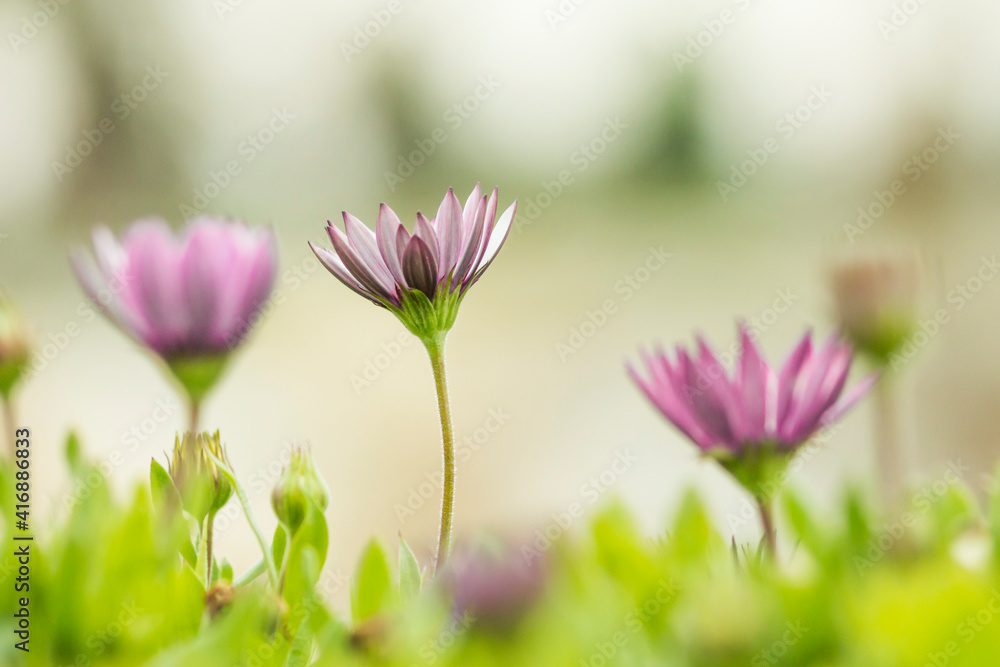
top-left (309, 184), bottom-right (516, 340)
top-left (629, 324), bottom-right (875, 554)
top-left (311, 185), bottom-right (517, 572)
top-left (629, 324), bottom-right (875, 457)
top-left (71, 217), bottom-right (277, 421)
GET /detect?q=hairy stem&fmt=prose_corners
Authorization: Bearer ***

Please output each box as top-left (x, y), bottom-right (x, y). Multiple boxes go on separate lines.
top-left (425, 335), bottom-right (456, 574)
top-left (205, 511), bottom-right (216, 585)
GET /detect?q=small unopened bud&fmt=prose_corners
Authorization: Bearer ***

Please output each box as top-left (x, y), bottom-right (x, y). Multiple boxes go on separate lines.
top-left (831, 252), bottom-right (922, 364)
top-left (0, 293), bottom-right (31, 399)
top-left (168, 431), bottom-right (233, 521)
top-left (271, 447), bottom-right (329, 534)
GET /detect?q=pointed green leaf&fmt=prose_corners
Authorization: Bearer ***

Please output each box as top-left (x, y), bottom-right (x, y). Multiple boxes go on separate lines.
top-left (274, 524), bottom-right (288, 568)
top-left (284, 612), bottom-right (314, 667)
top-left (352, 539), bottom-right (393, 624)
top-left (150, 459), bottom-right (181, 515)
top-left (398, 537), bottom-right (421, 604)
top-left (65, 431), bottom-right (84, 475)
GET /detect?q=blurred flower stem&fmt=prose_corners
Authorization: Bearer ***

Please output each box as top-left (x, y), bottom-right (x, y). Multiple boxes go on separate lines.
top-left (756, 497), bottom-right (777, 556)
top-left (189, 400), bottom-right (200, 435)
top-left (424, 334), bottom-right (456, 574)
top-left (235, 559), bottom-right (266, 587)
top-left (873, 376), bottom-right (904, 508)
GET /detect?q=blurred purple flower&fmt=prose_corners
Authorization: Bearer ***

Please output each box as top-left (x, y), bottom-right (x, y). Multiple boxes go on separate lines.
top-left (309, 184), bottom-right (515, 338)
top-left (71, 217), bottom-right (277, 359)
top-left (443, 543), bottom-right (547, 633)
top-left (629, 324), bottom-right (876, 456)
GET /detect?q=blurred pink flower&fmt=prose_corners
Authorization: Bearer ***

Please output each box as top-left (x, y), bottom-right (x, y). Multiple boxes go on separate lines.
top-left (629, 324), bottom-right (876, 456)
top-left (443, 542), bottom-right (547, 633)
top-left (71, 217), bottom-right (277, 359)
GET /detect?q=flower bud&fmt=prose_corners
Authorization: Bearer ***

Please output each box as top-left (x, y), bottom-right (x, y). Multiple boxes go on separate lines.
top-left (168, 431), bottom-right (233, 521)
top-left (271, 447), bottom-right (329, 534)
top-left (831, 252), bottom-right (922, 364)
top-left (0, 293), bottom-right (31, 399)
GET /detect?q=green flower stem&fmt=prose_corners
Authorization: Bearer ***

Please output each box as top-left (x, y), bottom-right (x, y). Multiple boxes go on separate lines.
top-left (189, 400), bottom-right (200, 436)
top-left (203, 448), bottom-right (279, 588)
top-left (278, 537), bottom-right (291, 595)
top-left (424, 334), bottom-right (456, 574)
top-left (195, 515), bottom-right (210, 588)
top-left (757, 496), bottom-right (777, 557)
top-left (234, 559), bottom-right (266, 587)
top-left (205, 510), bottom-right (216, 585)
top-left (873, 375), bottom-right (903, 509)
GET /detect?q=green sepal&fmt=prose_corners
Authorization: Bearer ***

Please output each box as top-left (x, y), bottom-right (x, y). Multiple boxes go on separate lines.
top-left (708, 442), bottom-right (792, 502)
top-left (391, 276), bottom-right (465, 343)
top-left (166, 354), bottom-right (229, 407)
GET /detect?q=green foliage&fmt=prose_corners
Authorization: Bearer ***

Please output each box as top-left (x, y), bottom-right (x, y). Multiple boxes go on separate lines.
top-left (7, 437), bottom-right (1000, 665)
top-left (351, 540), bottom-right (394, 625)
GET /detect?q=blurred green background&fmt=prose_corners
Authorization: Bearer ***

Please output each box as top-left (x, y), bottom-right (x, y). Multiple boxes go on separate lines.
top-left (1, 0), bottom-right (998, 612)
